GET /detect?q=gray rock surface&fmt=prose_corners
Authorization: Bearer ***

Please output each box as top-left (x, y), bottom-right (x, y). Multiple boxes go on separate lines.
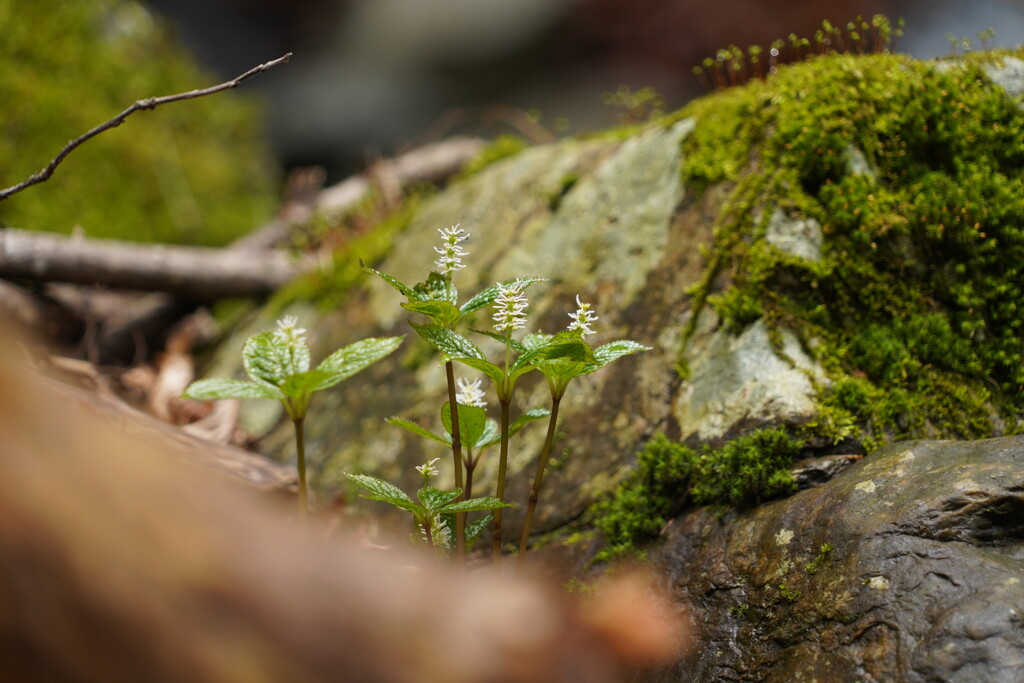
top-left (647, 436), bottom-right (1024, 682)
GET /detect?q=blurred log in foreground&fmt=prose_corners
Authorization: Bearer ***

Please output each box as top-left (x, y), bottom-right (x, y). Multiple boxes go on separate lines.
top-left (0, 339), bottom-right (690, 682)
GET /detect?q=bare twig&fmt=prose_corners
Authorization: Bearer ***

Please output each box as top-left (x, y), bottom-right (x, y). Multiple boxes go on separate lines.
top-left (0, 53), bottom-right (293, 202)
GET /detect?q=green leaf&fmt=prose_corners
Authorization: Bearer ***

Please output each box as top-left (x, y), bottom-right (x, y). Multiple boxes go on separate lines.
top-left (402, 300), bottom-right (461, 326)
top-left (183, 378), bottom-right (285, 401)
top-left (410, 322), bottom-right (485, 361)
top-left (473, 418), bottom-right (500, 450)
top-left (315, 336), bottom-right (404, 386)
top-left (418, 487), bottom-right (463, 510)
top-left (472, 329), bottom-right (528, 354)
top-left (533, 360), bottom-right (595, 383)
top-left (280, 370), bottom-right (336, 398)
top-left (413, 272), bottom-right (457, 305)
top-left (243, 331), bottom-right (310, 387)
top-left (454, 356), bottom-right (505, 384)
top-left (522, 332), bottom-right (554, 350)
top-left (459, 276), bottom-right (547, 315)
top-left (346, 473), bottom-right (422, 514)
top-left (361, 261), bottom-right (424, 301)
top-left (593, 339), bottom-right (652, 366)
top-left (439, 496), bottom-right (510, 513)
top-left (441, 403), bottom-right (488, 446)
top-left (386, 417), bottom-right (450, 445)
top-left (465, 513), bottom-right (493, 546)
top-left (478, 408), bottom-right (549, 449)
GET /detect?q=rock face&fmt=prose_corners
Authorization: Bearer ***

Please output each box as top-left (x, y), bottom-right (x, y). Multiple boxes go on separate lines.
top-left (649, 436), bottom-right (1024, 682)
top-left (213, 116), bottom-right (826, 538)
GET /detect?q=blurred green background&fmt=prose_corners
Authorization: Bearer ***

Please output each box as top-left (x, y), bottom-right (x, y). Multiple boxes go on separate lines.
top-left (0, 0), bottom-right (278, 246)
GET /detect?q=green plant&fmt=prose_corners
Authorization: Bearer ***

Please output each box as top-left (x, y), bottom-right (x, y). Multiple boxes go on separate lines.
top-left (346, 458), bottom-right (507, 560)
top-left (365, 224), bottom-right (649, 570)
top-left (184, 317), bottom-right (402, 518)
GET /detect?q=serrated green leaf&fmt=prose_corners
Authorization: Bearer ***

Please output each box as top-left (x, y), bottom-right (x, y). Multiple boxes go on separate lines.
top-left (361, 261), bottom-right (424, 301)
top-left (315, 336), bottom-right (404, 386)
top-left (243, 331), bottom-right (310, 387)
top-left (459, 276), bottom-right (547, 315)
top-left (418, 487), bottom-right (463, 510)
top-left (465, 513), bottom-right (493, 546)
top-left (410, 322), bottom-right (485, 361)
top-left (438, 496), bottom-right (509, 513)
top-left (454, 356), bottom-right (505, 384)
top-left (183, 378), bottom-right (285, 401)
top-left (413, 272), bottom-right (457, 305)
top-left (346, 473), bottom-right (422, 513)
top-left (403, 300), bottom-right (461, 326)
top-left (593, 339), bottom-right (652, 366)
top-left (472, 329), bottom-right (528, 354)
top-left (441, 402), bottom-right (488, 446)
top-left (522, 332), bottom-right (554, 350)
top-left (386, 417), bottom-right (450, 445)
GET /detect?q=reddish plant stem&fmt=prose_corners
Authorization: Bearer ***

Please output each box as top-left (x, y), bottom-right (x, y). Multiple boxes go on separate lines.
top-left (515, 396), bottom-right (561, 573)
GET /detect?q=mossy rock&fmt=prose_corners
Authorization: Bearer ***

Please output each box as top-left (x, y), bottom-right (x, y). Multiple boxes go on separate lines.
top-left (204, 48), bottom-right (1024, 547)
top-left (0, 0), bottom-right (276, 245)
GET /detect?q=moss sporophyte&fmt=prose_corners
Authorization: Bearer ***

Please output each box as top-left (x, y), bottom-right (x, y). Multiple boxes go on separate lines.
top-left (183, 316), bottom-right (402, 519)
top-left (362, 223), bottom-right (649, 570)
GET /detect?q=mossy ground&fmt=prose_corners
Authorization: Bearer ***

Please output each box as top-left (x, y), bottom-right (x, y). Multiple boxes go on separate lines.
top-left (0, 0), bottom-right (276, 245)
top-left (680, 48), bottom-right (1024, 448)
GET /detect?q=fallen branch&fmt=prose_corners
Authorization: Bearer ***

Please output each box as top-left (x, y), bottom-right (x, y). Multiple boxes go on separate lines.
top-left (0, 228), bottom-right (304, 300)
top-left (0, 53), bottom-right (292, 201)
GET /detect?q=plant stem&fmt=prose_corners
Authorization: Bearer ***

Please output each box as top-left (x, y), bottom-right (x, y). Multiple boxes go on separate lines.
top-left (516, 396), bottom-right (561, 572)
top-left (293, 416), bottom-right (308, 520)
top-left (445, 360), bottom-right (466, 563)
top-left (492, 398), bottom-right (511, 568)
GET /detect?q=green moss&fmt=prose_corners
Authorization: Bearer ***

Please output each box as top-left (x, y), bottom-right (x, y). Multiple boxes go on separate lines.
top-left (678, 49), bottom-right (1024, 445)
top-left (805, 543), bottom-right (834, 574)
top-left (268, 194), bottom-right (425, 314)
top-left (0, 0), bottom-right (276, 245)
top-left (455, 134), bottom-right (529, 181)
top-left (592, 428), bottom-right (802, 562)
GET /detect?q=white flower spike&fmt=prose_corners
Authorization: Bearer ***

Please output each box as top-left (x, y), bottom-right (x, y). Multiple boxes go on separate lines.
top-left (274, 316), bottom-right (307, 345)
top-left (492, 280), bottom-right (529, 332)
top-left (433, 224), bottom-right (469, 276)
top-left (455, 377), bottom-right (487, 408)
top-left (567, 295), bottom-right (599, 336)
top-left (415, 457), bottom-right (441, 477)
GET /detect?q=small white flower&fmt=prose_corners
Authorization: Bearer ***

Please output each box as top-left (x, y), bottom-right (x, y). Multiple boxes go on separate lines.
top-left (274, 316), bottom-right (307, 345)
top-left (492, 280), bottom-right (529, 332)
top-left (433, 224), bottom-right (469, 275)
top-left (567, 295), bottom-right (599, 336)
top-left (421, 514), bottom-right (452, 549)
top-left (455, 377), bottom-right (487, 408)
top-left (415, 457), bottom-right (441, 477)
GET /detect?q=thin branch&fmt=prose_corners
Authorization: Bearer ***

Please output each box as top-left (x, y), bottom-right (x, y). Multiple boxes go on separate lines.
top-left (0, 52), bottom-right (293, 202)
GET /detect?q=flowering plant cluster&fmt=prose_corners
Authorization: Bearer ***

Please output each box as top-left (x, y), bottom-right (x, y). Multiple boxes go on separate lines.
top-left (183, 221), bottom-right (648, 567)
top-left (356, 224), bottom-right (649, 569)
